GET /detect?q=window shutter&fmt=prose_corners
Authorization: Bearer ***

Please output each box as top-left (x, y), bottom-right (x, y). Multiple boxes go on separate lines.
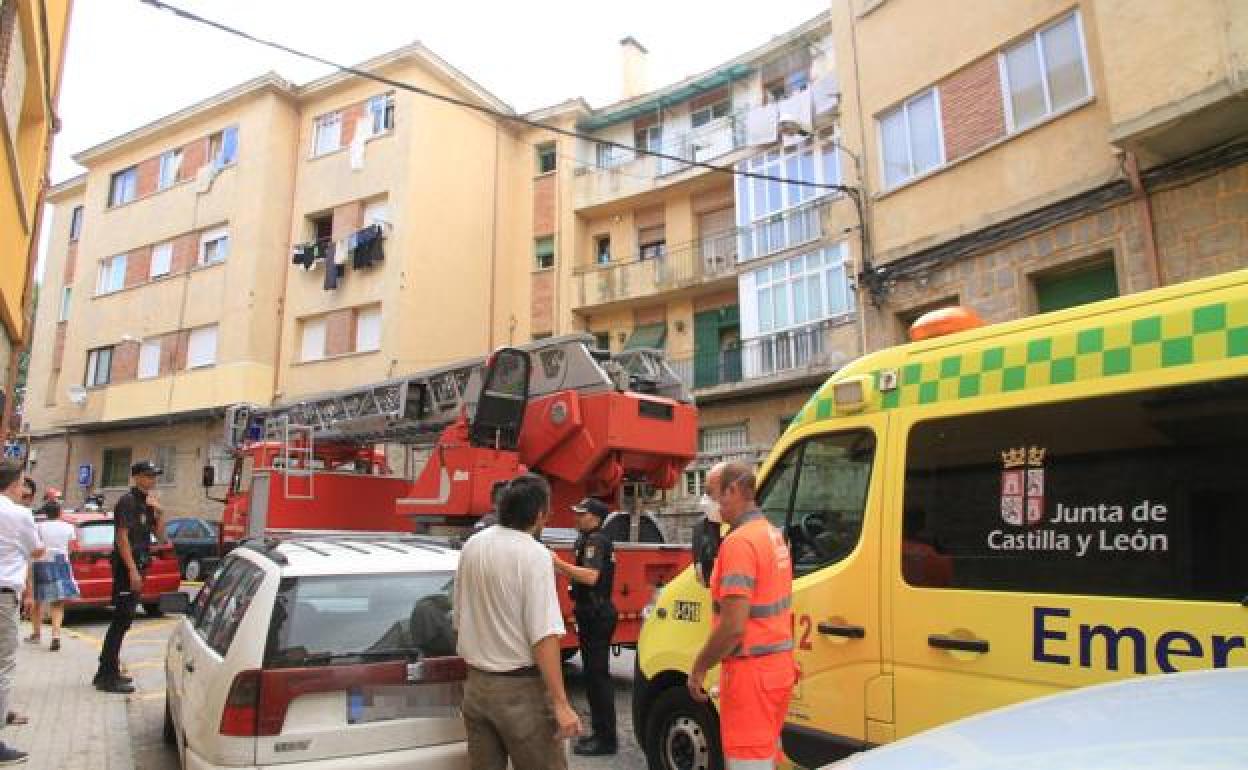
top-left (301, 318), bottom-right (326, 362)
top-left (355, 307), bottom-right (382, 352)
top-left (187, 326), bottom-right (218, 369)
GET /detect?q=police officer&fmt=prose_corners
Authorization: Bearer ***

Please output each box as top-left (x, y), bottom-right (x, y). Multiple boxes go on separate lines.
top-left (94, 461), bottom-right (167, 693)
top-left (552, 497), bottom-right (617, 756)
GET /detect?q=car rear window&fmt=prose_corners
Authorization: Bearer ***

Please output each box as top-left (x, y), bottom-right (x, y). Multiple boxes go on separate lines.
top-left (265, 571), bottom-right (456, 668)
top-left (77, 523), bottom-right (114, 548)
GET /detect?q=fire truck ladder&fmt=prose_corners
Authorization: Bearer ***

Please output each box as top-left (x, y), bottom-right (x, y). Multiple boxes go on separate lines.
top-left (223, 334), bottom-right (690, 450)
top-left (279, 418), bottom-right (316, 500)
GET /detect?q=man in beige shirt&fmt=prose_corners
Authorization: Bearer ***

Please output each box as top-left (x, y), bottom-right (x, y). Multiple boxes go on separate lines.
top-left (453, 473), bottom-right (581, 769)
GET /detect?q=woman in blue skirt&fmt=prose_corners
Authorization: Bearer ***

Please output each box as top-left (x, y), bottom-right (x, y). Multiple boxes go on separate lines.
top-left (26, 502), bottom-right (78, 651)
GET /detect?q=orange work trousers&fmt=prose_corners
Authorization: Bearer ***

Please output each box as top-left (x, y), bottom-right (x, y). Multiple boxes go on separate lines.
top-left (719, 653), bottom-right (796, 763)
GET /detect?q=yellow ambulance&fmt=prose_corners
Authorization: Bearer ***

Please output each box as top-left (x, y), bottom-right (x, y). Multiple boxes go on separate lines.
top-left (634, 268), bottom-right (1248, 770)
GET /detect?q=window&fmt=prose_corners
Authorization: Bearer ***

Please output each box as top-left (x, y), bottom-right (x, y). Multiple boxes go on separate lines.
top-left (536, 142), bottom-right (557, 174)
top-left (635, 125), bottom-right (662, 153)
top-left (150, 241), bottom-right (173, 279)
top-left (534, 236), bottom-right (555, 270)
top-left (209, 125), bottom-right (239, 168)
top-left (313, 112), bottom-right (343, 156)
top-left (207, 441), bottom-right (232, 489)
top-left (593, 332), bottom-right (611, 351)
top-left (363, 199), bottom-right (389, 227)
top-left (153, 445), bottom-right (177, 483)
top-left (301, 317), bottom-right (326, 362)
top-left (700, 424), bottom-right (748, 454)
top-left (1001, 12), bottom-right (1091, 131)
top-left (194, 558), bottom-right (265, 656)
top-left (355, 306), bottom-right (382, 352)
top-left (186, 325), bottom-right (218, 369)
top-left (759, 430), bottom-right (875, 574)
top-left (903, 377), bottom-right (1248, 603)
top-left (753, 243), bottom-right (854, 335)
top-left (639, 225), bottom-right (666, 261)
top-left (879, 88), bottom-right (943, 189)
top-left (138, 340), bottom-right (161, 380)
top-left (735, 136), bottom-right (842, 261)
top-left (58, 286), bottom-right (71, 322)
top-left (69, 205), bottom-right (83, 241)
top-left (594, 235), bottom-right (611, 265)
top-left (108, 167), bottom-right (137, 207)
top-left (595, 142), bottom-right (628, 169)
top-left (158, 149), bottom-right (182, 190)
top-left (1035, 261), bottom-right (1118, 313)
top-left (199, 227), bottom-right (229, 266)
top-left (368, 93), bottom-right (395, 136)
top-left (101, 448), bottom-right (133, 487)
top-left (96, 254), bottom-right (127, 295)
top-left (86, 346), bottom-right (113, 387)
top-left (684, 468), bottom-right (707, 497)
top-left (691, 99), bottom-right (732, 129)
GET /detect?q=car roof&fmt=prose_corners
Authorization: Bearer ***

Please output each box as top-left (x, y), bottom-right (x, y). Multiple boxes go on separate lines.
top-left (829, 668), bottom-right (1248, 770)
top-left (63, 512), bottom-right (111, 525)
top-left (235, 537), bottom-right (459, 578)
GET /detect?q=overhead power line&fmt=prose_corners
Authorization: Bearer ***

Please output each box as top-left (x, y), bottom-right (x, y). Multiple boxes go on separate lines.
top-left (138, 0), bottom-right (857, 196)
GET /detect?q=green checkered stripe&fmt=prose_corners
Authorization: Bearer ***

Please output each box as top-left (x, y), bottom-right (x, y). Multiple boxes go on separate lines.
top-left (793, 298), bottom-right (1248, 426)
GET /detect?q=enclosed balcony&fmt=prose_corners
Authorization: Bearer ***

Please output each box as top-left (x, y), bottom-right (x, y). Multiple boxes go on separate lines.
top-left (573, 229), bottom-right (740, 310)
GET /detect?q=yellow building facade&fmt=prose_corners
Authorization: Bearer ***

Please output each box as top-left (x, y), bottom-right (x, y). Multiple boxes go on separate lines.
top-left (0, 0), bottom-right (71, 437)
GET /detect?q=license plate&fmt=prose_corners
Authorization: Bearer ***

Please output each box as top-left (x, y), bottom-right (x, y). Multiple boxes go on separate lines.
top-left (346, 683), bottom-right (463, 724)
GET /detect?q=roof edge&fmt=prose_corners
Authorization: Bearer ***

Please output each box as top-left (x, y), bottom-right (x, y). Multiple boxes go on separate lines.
top-left (47, 173), bottom-right (86, 200)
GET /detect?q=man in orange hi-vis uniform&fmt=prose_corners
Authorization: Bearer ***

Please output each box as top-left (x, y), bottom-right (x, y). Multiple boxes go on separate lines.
top-left (689, 460), bottom-right (796, 769)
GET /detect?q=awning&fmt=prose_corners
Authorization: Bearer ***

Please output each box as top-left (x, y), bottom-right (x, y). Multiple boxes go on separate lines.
top-left (577, 63), bottom-right (754, 132)
top-left (624, 323), bottom-right (667, 350)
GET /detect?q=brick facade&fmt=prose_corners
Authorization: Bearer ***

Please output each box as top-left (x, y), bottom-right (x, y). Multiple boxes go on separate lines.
top-left (63, 241), bottom-right (76, 284)
top-left (111, 340), bottom-right (140, 384)
top-left (938, 54), bottom-right (1006, 162)
top-left (135, 156), bottom-right (160, 199)
top-left (171, 232), bottom-right (199, 273)
top-left (124, 245), bottom-right (151, 288)
top-left (532, 174), bottom-right (556, 237)
top-left (530, 271), bottom-right (554, 334)
top-left (179, 136), bottom-right (208, 183)
top-left (161, 330), bottom-right (189, 374)
top-left (868, 161), bottom-right (1248, 349)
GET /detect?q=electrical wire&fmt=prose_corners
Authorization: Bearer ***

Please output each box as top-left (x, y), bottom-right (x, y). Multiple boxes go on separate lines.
top-left (138, 0), bottom-right (857, 196)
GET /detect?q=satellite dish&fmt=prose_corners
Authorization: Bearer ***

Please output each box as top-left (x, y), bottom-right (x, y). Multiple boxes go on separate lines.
top-left (67, 385), bottom-right (87, 406)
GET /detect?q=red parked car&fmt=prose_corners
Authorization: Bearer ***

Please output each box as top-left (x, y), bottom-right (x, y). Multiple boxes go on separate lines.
top-left (62, 512), bottom-right (182, 616)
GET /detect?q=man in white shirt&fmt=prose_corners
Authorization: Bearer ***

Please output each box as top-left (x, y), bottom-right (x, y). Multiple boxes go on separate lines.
top-left (453, 473), bottom-right (581, 770)
top-left (0, 464), bottom-right (44, 765)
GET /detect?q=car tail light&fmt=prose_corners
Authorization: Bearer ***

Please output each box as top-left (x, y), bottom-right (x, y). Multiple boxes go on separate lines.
top-left (220, 670), bottom-right (261, 736)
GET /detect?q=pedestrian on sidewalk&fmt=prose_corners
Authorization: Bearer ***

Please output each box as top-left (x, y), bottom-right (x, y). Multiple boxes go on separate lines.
top-left (26, 502), bottom-right (78, 651)
top-left (689, 461), bottom-right (796, 770)
top-left (94, 461), bottom-right (166, 694)
top-left (552, 497), bottom-right (618, 756)
top-left (453, 473), bottom-right (581, 770)
top-left (0, 463), bottom-right (45, 765)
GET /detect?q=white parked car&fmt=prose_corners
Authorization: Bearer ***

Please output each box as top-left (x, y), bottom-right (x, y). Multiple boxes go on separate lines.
top-left (824, 668), bottom-right (1248, 770)
top-left (161, 533), bottom-right (467, 769)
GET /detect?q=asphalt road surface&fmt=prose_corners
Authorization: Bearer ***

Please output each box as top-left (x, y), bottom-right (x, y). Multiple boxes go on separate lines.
top-left (62, 605), bottom-right (648, 769)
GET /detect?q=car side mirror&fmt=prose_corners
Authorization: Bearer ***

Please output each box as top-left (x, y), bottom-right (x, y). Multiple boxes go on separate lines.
top-left (201, 464), bottom-right (215, 488)
top-left (158, 591), bottom-right (191, 615)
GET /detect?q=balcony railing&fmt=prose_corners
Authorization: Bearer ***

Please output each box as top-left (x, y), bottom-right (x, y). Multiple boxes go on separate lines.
top-left (670, 318), bottom-right (850, 392)
top-left (737, 197), bottom-right (835, 264)
top-left (574, 230), bottom-right (741, 309)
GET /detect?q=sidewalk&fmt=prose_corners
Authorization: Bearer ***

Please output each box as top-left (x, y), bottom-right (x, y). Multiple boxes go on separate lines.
top-left (3, 619), bottom-right (135, 770)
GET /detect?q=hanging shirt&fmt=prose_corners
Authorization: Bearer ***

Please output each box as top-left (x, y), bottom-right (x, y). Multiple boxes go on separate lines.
top-left (322, 241), bottom-right (342, 290)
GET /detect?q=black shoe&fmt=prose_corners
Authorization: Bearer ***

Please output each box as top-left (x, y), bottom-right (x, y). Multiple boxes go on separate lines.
top-left (48, 639), bottom-right (60, 652)
top-left (572, 736), bottom-right (617, 756)
top-left (0, 744), bottom-right (28, 764)
top-left (93, 672), bottom-right (133, 686)
top-left (94, 678), bottom-right (135, 694)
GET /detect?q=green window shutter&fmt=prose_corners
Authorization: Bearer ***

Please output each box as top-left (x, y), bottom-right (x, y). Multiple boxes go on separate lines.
top-left (1036, 264), bottom-right (1118, 313)
top-left (624, 323), bottom-right (667, 350)
top-left (693, 310), bottom-right (721, 388)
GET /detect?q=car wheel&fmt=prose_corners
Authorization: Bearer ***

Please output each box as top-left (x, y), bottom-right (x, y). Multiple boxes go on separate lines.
top-left (644, 686), bottom-right (722, 770)
top-left (163, 697), bottom-right (177, 746)
top-left (142, 602), bottom-right (163, 618)
top-left (182, 557), bottom-right (203, 582)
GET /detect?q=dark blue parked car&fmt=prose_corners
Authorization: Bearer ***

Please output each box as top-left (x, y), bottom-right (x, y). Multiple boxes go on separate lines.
top-left (164, 517), bottom-right (221, 581)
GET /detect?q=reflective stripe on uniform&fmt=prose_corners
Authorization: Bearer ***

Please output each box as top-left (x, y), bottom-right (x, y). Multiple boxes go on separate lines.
top-left (748, 596), bottom-right (790, 618)
top-left (730, 639), bottom-right (794, 658)
top-left (726, 758), bottom-right (776, 770)
top-left (720, 573), bottom-right (756, 590)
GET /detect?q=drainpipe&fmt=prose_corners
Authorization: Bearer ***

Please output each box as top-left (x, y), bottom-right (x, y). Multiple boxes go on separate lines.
top-left (1123, 151), bottom-right (1162, 289)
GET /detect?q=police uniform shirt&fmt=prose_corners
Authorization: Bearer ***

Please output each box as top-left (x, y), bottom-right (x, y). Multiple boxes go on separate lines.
top-left (572, 528), bottom-right (614, 605)
top-left (113, 487), bottom-right (155, 563)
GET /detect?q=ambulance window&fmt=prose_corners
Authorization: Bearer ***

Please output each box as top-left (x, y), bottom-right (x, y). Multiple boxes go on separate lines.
top-left (758, 430), bottom-right (876, 575)
top-left (903, 375), bottom-right (1248, 601)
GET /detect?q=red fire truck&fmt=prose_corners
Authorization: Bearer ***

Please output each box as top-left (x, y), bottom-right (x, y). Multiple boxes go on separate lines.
top-left (207, 335), bottom-right (697, 649)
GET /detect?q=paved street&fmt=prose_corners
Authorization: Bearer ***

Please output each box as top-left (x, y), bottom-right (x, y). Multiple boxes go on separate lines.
top-left (10, 601), bottom-right (646, 769)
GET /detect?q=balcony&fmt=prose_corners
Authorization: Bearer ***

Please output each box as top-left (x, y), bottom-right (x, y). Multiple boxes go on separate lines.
top-left (573, 114), bottom-right (747, 210)
top-left (737, 197), bottom-right (836, 265)
top-left (670, 317), bottom-right (855, 399)
top-left (574, 230), bottom-right (740, 310)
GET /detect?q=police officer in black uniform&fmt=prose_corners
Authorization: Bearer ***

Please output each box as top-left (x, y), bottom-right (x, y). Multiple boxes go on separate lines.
top-left (552, 497), bottom-right (617, 756)
top-left (94, 460), bottom-right (166, 693)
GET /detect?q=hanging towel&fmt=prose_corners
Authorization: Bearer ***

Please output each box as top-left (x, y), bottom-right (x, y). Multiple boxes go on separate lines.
top-left (746, 103), bottom-right (779, 146)
top-left (812, 73), bottom-right (840, 116)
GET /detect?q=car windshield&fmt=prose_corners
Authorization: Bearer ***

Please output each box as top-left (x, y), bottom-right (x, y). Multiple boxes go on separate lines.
top-left (265, 571), bottom-right (456, 667)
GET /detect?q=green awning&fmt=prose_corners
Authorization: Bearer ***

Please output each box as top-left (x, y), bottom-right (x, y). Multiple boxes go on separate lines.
top-left (624, 323), bottom-right (667, 350)
top-left (577, 63), bottom-right (754, 132)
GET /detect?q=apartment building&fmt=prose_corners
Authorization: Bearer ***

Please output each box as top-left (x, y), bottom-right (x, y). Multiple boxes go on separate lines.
top-left (555, 14), bottom-right (862, 523)
top-left (0, 0), bottom-right (71, 439)
top-left (829, 0), bottom-right (1248, 348)
top-left (25, 46), bottom-right (540, 514)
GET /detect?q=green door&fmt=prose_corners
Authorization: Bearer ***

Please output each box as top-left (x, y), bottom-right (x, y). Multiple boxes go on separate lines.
top-left (1036, 264), bottom-right (1118, 313)
top-left (693, 306), bottom-right (740, 388)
